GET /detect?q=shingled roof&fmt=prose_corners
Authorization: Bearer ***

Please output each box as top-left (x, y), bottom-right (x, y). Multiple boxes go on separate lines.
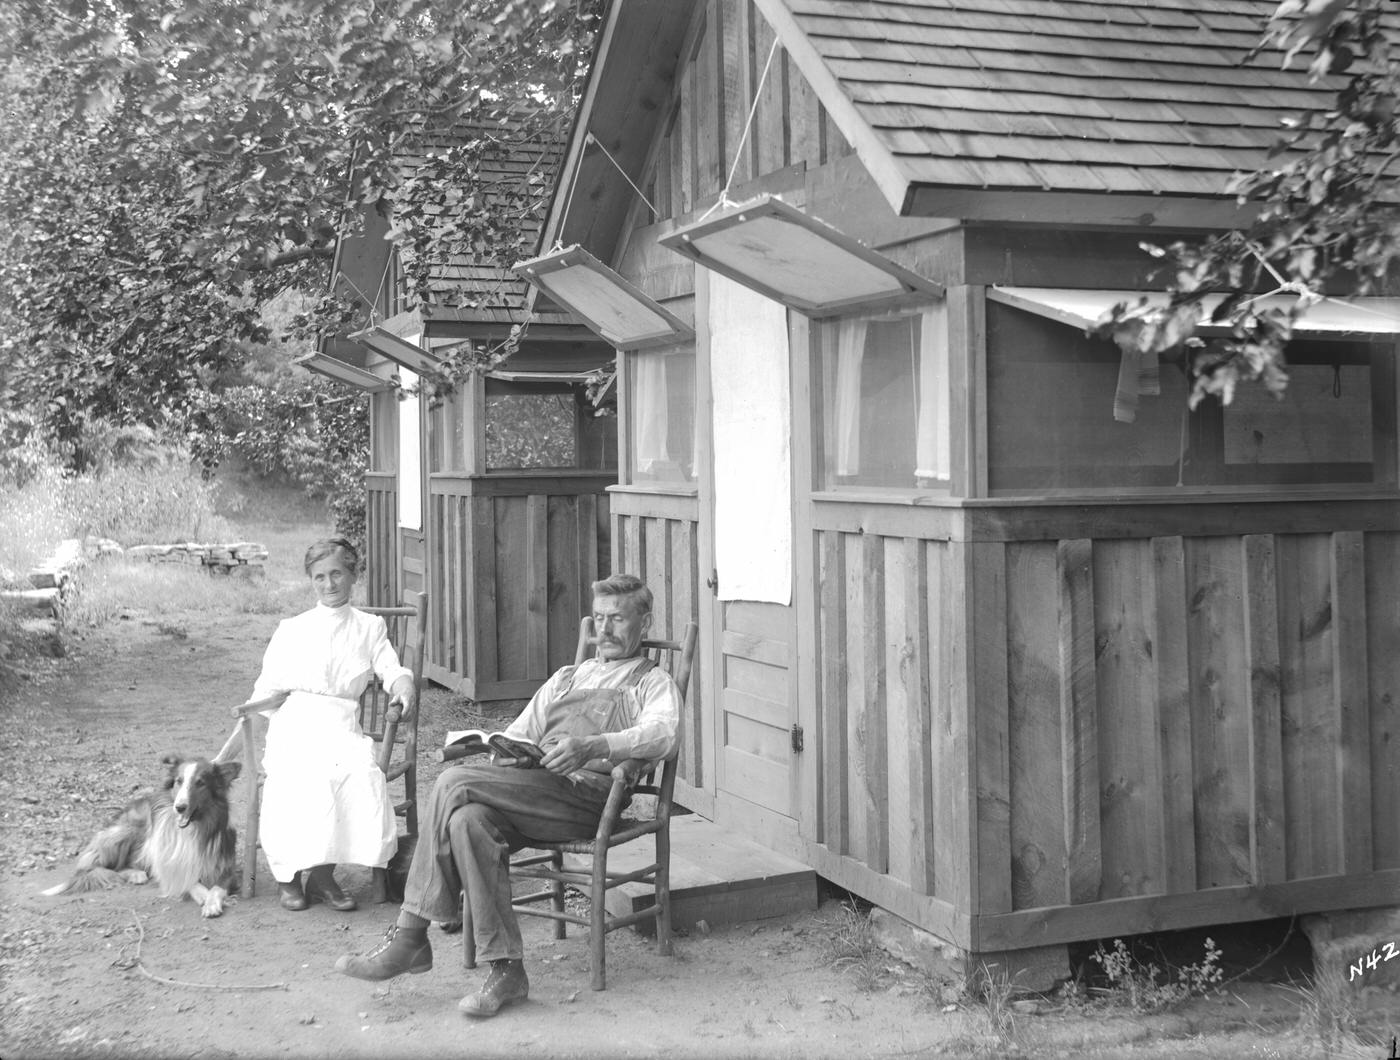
top-left (760, 0), bottom-right (1388, 208)
top-left (389, 115), bottom-right (564, 320)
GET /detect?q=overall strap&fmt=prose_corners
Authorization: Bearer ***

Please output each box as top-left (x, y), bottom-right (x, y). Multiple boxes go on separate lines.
top-left (621, 656), bottom-right (657, 689)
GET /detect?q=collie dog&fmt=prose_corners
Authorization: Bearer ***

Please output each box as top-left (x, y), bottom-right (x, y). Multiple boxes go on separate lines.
top-left (42, 753), bottom-right (242, 918)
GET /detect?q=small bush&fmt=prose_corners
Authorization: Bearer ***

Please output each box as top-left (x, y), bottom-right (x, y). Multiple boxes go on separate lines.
top-left (1088, 936), bottom-right (1224, 1013)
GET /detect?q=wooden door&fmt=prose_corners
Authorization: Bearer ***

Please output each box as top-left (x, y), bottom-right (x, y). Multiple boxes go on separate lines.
top-left (697, 269), bottom-right (801, 848)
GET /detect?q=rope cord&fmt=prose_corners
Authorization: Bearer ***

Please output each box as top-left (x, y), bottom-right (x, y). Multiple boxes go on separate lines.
top-left (698, 36), bottom-right (781, 223)
top-left (588, 131), bottom-right (657, 219)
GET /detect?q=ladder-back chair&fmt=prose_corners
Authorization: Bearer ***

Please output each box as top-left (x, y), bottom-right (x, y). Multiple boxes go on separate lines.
top-left (460, 618), bottom-right (698, 991)
top-left (231, 590), bottom-right (427, 899)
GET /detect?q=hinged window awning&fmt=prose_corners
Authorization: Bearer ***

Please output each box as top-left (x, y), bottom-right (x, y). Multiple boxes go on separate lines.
top-left (486, 369), bottom-right (603, 384)
top-left (294, 352), bottom-right (396, 392)
top-left (351, 326), bottom-right (443, 373)
top-left (989, 287), bottom-right (1400, 338)
top-left (658, 194), bottom-right (943, 317)
top-left (513, 245), bottom-right (693, 351)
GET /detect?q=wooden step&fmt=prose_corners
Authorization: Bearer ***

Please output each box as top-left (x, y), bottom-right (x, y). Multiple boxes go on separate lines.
top-left (579, 813), bottom-right (818, 934)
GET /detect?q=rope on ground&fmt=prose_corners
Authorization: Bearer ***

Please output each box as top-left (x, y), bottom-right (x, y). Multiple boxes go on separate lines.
top-left (128, 909), bottom-right (289, 991)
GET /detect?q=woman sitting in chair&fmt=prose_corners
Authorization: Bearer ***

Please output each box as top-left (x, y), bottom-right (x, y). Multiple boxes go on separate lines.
top-left (218, 537), bottom-right (416, 912)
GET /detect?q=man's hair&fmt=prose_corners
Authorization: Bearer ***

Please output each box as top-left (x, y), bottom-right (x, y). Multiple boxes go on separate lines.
top-left (591, 573), bottom-right (652, 615)
top-left (304, 536), bottom-right (360, 576)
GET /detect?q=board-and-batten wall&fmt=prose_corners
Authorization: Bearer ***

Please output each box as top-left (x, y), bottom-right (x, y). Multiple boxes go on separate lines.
top-left (806, 499), bottom-right (1400, 950)
top-left (424, 476), bottom-right (612, 701)
top-left (608, 0), bottom-right (856, 823)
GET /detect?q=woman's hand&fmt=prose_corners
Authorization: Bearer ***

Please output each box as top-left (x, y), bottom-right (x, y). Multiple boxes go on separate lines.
top-left (387, 675), bottom-right (417, 717)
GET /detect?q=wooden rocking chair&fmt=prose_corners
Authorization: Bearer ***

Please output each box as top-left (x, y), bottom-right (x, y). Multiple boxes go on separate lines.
top-left (231, 590), bottom-right (427, 900)
top-left (460, 618), bottom-right (698, 991)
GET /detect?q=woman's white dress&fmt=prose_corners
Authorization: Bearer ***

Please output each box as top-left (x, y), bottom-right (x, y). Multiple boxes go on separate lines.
top-left (251, 602), bottom-right (412, 882)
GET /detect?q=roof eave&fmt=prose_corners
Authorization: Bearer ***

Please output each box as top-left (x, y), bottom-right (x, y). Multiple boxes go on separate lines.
top-left (907, 184), bottom-right (1263, 231)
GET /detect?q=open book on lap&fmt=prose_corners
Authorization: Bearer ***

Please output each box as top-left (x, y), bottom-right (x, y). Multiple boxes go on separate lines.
top-left (443, 728), bottom-right (546, 764)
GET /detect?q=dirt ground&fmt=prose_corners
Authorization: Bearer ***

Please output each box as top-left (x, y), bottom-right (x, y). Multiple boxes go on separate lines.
top-left (3, 602), bottom-right (1399, 1059)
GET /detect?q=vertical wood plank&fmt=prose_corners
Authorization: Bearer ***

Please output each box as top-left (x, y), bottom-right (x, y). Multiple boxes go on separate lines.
top-left (694, 1), bottom-right (721, 198)
top-left (1277, 534), bottom-right (1339, 879)
top-left (718, 0), bottom-right (749, 188)
top-left (646, 515), bottom-right (672, 634)
top-left (1093, 539), bottom-right (1166, 898)
top-left (843, 533), bottom-right (871, 863)
top-left (971, 540), bottom-right (1012, 914)
top-left (787, 309), bottom-right (819, 842)
top-left (786, 35), bottom-right (822, 171)
top-left (1152, 535), bottom-right (1196, 893)
top-left (1332, 530), bottom-right (1373, 873)
top-left (940, 539), bottom-right (974, 912)
top-left (452, 495), bottom-right (466, 674)
top-left (1185, 536), bottom-right (1253, 889)
top-left (1365, 532), bottom-right (1400, 869)
top-left (862, 535), bottom-right (889, 876)
top-left (623, 512), bottom-right (642, 581)
top-left (1243, 534), bottom-right (1286, 884)
top-left (902, 537), bottom-right (936, 895)
top-left (1005, 542), bottom-right (1068, 910)
top-left (653, 119), bottom-right (673, 222)
top-left (470, 496), bottom-right (498, 684)
top-left (677, 23), bottom-right (699, 215)
top-left (819, 530), bottom-right (848, 853)
top-left (751, 8), bottom-right (786, 176)
top-left (674, 518), bottom-right (704, 789)
top-left (546, 496), bottom-right (579, 673)
top-left (1058, 538), bottom-right (1102, 905)
top-left (525, 494), bottom-right (548, 678)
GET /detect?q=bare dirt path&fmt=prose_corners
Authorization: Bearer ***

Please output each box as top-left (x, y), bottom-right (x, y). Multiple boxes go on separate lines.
top-left (2, 607), bottom-right (1396, 1059)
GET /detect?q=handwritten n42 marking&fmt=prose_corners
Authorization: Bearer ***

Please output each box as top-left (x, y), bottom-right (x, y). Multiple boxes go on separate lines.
top-left (1348, 941), bottom-right (1398, 982)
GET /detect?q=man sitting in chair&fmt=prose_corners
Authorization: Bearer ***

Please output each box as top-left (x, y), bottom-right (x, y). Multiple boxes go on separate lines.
top-left (336, 573), bottom-right (682, 1018)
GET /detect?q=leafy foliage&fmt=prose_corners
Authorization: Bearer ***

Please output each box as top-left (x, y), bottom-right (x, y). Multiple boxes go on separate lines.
top-left (1096, 0), bottom-right (1399, 407)
top-left (187, 380), bottom-right (371, 551)
top-left (0, 0), bottom-right (597, 461)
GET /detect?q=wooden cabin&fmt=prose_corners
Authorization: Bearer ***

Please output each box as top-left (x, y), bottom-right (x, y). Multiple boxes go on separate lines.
top-left (307, 121), bottom-right (617, 701)
top-left (515, 0), bottom-right (1400, 979)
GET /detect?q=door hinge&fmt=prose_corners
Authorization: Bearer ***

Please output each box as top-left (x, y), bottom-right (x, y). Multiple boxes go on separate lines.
top-left (790, 724), bottom-right (804, 754)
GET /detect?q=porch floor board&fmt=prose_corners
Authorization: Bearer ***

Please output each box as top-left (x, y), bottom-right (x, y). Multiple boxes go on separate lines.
top-left (571, 813), bottom-right (818, 933)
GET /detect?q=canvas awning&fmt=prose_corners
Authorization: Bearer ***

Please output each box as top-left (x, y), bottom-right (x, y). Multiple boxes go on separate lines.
top-left (988, 287), bottom-right (1400, 338)
top-left (659, 194), bottom-right (943, 317)
top-left (990, 286), bottom-right (1400, 424)
top-left (294, 351), bottom-right (396, 392)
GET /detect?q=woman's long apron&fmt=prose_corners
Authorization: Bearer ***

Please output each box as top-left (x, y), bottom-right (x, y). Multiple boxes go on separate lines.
top-left (259, 691), bottom-right (396, 881)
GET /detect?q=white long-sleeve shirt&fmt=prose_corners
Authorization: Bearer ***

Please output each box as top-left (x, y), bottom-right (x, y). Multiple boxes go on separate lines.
top-left (503, 655), bottom-right (682, 764)
top-left (252, 602), bottom-right (412, 704)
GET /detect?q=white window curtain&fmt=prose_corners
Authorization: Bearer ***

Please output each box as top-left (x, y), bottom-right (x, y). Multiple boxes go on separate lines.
top-left (833, 318), bottom-right (869, 476)
top-left (709, 273), bottom-right (791, 605)
top-left (397, 365), bottom-right (422, 531)
top-left (632, 349), bottom-right (669, 475)
top-left (915, 302), bottom-right (951, 480)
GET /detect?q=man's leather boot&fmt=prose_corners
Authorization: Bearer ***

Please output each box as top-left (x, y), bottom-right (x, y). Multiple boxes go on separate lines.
top-left (458, 958), bottom-right (529, 1018)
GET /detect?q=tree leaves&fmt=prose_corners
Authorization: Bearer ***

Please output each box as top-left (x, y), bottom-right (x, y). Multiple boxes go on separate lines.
top-left (1, 0), bottom-right (598, 462)
top-left (1095, 0), bottom-right (1399, 407)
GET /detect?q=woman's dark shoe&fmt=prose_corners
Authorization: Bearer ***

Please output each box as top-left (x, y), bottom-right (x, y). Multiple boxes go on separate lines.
top-left (278, 879), bottom-right (308, 912)
top-left (304, 867), bottom-right (357, 912)
top-left (335, 925), bottom-right (433, 980)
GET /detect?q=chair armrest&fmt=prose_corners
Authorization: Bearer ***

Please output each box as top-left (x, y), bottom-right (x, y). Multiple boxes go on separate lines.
top-left (231, 693), bottom-right (288, 719)
top-left (608, 758), bottom-right (651, 788)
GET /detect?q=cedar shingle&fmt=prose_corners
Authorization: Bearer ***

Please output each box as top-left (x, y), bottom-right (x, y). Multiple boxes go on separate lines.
top-left (779, 0), bottom-right (1397, 201)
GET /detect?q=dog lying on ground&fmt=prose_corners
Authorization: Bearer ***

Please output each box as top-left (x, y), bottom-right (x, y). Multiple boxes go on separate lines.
top-left (41, 753), bottom-right (242, 918)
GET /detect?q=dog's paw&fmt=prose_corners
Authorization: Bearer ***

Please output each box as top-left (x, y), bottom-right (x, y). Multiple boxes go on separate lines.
top-left (200, 896), bottom-right (224, 918)
top-left (120, 869), bottom-right (149, 885)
